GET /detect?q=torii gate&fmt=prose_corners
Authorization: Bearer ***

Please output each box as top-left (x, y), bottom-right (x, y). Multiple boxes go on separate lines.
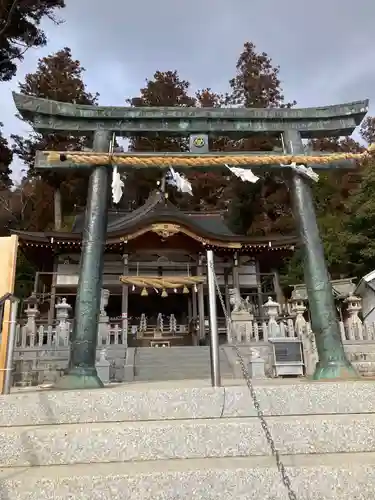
top-left (13, 92), bottom-right (372, 389)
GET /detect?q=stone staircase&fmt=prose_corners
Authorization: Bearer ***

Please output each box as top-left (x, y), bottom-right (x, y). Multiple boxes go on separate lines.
top-left (1, 380), bottom-right (375, 498)
top-left (134, 346), bottom-right (234, 381)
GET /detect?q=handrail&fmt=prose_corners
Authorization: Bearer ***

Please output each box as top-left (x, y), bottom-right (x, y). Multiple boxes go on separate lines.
top-left (0, 293), bottom-right (20, 395)
top-left (0, 293), bottom-right (19, 331)
top-left (0, 293), bottom-right (15, 305)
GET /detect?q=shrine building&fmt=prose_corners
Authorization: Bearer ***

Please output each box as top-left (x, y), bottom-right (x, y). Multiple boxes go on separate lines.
top-left (11, 189), bottom-right (296, 347)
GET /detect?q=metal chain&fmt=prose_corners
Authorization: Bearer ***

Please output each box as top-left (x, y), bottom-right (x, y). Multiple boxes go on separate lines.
top-left (210, 262), bottom-right (297, 500)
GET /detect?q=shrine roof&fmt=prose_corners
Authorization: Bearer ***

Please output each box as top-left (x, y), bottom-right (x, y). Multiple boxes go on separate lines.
top-left (71, 190), bottom-right (235, 238)
top-left (11, 190), bottom-right (298, 251)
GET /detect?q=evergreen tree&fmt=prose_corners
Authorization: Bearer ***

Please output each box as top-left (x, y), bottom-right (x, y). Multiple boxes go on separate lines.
top-left (0, 0), bottom-right (65, 81)
top-left (361, 116), bottom-right (375, 144)
top-left (125, 71), bottom-right (196, 207)
top-left (125, 75), bottom-right (228, 210)
top-left (225, 42), bottom-right (296, 235)
top-left (343, 118), bottom-right (375, 276)
top-left (12, 47), bottom-right (99, 230)
top-left (227, 42), bottom-right (296, 110)
top-left (281, 130), bottom-right (367, 286)
top-left (0, 124), bottom-right (13, 189)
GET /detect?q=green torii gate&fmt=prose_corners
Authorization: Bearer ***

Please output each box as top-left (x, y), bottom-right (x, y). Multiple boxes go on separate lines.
top-left (13, 92), bottom-right (371, 389)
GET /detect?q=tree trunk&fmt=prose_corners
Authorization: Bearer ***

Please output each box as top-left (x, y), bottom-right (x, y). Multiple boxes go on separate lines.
top-left (54, 188), bottom-right (62, 231)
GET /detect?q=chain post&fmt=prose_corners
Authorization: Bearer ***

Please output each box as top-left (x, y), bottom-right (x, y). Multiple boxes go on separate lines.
top-left (210, 261), bottom-right (298, 500)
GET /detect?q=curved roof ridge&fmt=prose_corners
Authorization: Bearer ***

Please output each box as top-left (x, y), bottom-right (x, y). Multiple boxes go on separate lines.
top-left (108, 190), bottom-right (164, 231)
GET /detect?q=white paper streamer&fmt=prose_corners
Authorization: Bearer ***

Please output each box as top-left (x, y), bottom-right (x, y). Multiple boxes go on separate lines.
top-left (225, 164), bottom-right (259, 183)
top-left (168, 167), bottom-right (193, 196)
top-left (111, 166), bottom-right (124, 204)
top-left (281, 162), bottom-right (319, 182)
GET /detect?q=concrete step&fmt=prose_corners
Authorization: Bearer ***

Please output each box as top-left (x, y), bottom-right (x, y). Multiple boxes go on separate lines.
top-left (134, 359), bottom-right (229, 365)
top-left (134, 369), bottom-right (233, 377)
top-left (132, 374), bottom-right (222, 380)
top-left (135, 357), bottom-right (229, 364)
top-left (2, 381), bottom-right (375, 427)
top-left (133, 374), bottom-right (234, 382)
top-left (134, 356), bottom-right (229, 364)
top-left (1, 454), bottom-right (375, 499)
top-left (134, 367), bottom-right (233, 374)
top-left (1, 413), bottom-right (375, 467)
top-left (133, 369), bottom-right (234, 379)
top-left (135, 358), bottom-right (230, 364)
top-left (2, 381), bottom-right (375, 498)
top-left (134, 346), bottom-right (233, 380)
top-left (134, 347), bottom-right (226, 358)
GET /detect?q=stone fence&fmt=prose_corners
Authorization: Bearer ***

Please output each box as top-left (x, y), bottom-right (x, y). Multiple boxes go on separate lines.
top-left (11, 292), bottom-right (375, 386)
top-left (226, 294), bottom-right (375, 378)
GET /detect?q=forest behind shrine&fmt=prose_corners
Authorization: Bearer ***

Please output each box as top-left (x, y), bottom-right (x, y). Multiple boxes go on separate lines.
top-left (0, 1), bottom-right (375, 294)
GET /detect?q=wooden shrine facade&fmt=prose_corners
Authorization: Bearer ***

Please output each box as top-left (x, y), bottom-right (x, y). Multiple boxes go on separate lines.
top-left (12, 190), bottom-right (296, 346)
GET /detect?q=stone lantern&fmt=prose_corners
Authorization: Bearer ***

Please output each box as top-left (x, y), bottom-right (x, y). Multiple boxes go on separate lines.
top-left (263, 296), bottom-right (283, 338)
top-left (24, 293), bottom-right (39, 335)
top-left (55, 298), bottom-right (72, 324)
top-left (55, 298), bottom-right (71, 346)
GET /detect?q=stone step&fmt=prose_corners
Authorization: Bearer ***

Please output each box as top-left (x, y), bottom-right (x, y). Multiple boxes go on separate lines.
top-left (2, 454), bottom-right (375, 499)
top-left (133, 374), bottom-right (234, 382)
top-left (134, 346), bottom-right (233, 380)
top-left (2, 381), bottom-right (375, 427)
top-left (134, 367), bottom-right (233, 374)
top-left (133, 370), bottom-right (234, 379)
top-left (1, 413), bottom-right (375, 467)
top-left (135, 356), bottom-right (229, 363)
top-left (134, 356), bottom-right (229, 363)
top-left (135, 353), bottom-right (224, 361)
top-left (134, 367), bottom-right (232, 374)
top-left (134, 360), bottom-right (231, 368)
top-left (134, 347), bottom-right (224, 355)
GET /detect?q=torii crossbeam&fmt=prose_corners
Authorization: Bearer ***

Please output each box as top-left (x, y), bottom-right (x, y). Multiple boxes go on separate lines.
top-left (13, 92), bottom-right (371, 388)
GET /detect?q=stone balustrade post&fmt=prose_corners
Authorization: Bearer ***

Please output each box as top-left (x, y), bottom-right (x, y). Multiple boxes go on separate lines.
top-left (169, 314), bottom-right (177, 333)
top-left (289, 297), bottom-right (318, 376)
top-left (344, 295), bottom-right (363, 340)
top-left (96, 349), bottom-right (110, 384)
top-left (98, 289), bottom-right (110, 346)
top-left (138, 314), bottom-right (147, 338)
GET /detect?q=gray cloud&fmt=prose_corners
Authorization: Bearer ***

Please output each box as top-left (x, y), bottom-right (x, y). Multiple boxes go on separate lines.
top-left (2, 0), bottom-right (375, 180)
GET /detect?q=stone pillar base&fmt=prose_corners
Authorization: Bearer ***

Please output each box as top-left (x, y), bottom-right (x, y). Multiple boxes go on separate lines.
top-left (54, 367), bottom-right (104, 390)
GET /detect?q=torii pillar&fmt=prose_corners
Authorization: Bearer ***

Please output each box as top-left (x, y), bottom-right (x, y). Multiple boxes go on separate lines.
top-left (56, 130), bottom-right (111, 389)
top-left (283, 130), bottom-right (357, 380)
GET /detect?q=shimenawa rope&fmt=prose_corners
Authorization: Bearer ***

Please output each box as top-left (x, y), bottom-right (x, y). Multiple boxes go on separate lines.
top-left (46, 143), bottom-right (375, 168)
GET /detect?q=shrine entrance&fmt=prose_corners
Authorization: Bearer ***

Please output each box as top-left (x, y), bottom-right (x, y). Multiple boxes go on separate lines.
top-left (128, 292), bottom-right (189, 320)
top-left (12, 91), bottom-right (373, 388)
top-left (128, 292), bottom-right (191, 345)
top-left (121, 274), bottom-right (203, 347)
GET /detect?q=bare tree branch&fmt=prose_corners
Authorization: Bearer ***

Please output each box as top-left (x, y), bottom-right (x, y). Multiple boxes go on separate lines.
top-left (0, 1), bottom-right (65, 69)
top-left (0, 32), bottom-right (39, 67)
top-left (0, 0), bottom-right (19, 38)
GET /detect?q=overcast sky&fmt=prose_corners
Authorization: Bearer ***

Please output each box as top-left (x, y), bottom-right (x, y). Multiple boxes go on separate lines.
top-left (2, 0), bottom-right (375, 180)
